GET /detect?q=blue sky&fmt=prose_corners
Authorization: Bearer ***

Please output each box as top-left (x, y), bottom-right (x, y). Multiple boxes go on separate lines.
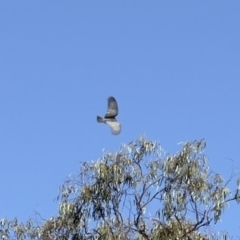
top-left (0, 0), bottom-right (240, 237)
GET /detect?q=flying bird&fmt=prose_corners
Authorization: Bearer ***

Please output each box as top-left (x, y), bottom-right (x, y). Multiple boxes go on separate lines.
top-left (97, 96), bottom-right (121, 135)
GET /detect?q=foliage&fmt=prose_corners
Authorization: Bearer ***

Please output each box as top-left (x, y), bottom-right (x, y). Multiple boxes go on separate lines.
top-left (1, 137), bottom-right (240, 240)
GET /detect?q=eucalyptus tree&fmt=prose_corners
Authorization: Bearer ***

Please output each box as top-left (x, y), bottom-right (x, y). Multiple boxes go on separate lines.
top-left (1, 137), bottom-right (240, 240)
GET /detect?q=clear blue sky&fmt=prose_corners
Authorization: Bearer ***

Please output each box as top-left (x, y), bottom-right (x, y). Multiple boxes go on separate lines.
top-left (0, 0), bottom-right (240, 237)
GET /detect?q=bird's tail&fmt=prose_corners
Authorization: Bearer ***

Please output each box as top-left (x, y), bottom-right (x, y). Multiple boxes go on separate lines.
top-left (97, 116), bottom-right (105, 123)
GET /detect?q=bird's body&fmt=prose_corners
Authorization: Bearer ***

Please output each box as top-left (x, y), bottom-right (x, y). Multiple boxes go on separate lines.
top-left (97, 96), bottom-right (121, 135)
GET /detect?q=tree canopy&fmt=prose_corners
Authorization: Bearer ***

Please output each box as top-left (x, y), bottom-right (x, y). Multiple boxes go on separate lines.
top-left (1, 137), bottom-right (240, 240)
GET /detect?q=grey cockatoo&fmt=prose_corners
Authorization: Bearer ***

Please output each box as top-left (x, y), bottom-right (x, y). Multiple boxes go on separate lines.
top-left (97, 96), bottom-right (121, 135)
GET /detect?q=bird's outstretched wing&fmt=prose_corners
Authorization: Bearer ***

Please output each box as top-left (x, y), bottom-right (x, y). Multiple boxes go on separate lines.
top-left (106, 121), bottom-right (121, 135)
top-left (105, 96), bottom-right (118, 118)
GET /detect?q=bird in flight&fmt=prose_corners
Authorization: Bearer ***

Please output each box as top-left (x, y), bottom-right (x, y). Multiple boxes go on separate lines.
top-left (97, 96), bottom-right (121, 135)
